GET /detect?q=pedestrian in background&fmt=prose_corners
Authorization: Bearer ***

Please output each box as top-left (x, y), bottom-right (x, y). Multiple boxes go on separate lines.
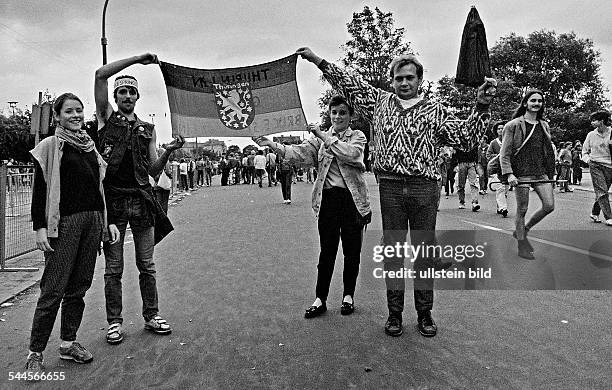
top-left (486, 121), bottom-right (508, 217)
top-left (571, 140), bottom-right (583, 185)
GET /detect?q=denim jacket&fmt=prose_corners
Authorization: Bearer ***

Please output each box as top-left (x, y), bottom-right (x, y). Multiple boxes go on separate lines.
top-left (98, 111), bottom-right (154, 186)
top-left (274, 127), bottom-right (371, 218)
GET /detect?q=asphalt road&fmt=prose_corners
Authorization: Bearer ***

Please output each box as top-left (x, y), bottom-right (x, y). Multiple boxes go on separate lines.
top-left (0, 174), bottom-right (610, 389)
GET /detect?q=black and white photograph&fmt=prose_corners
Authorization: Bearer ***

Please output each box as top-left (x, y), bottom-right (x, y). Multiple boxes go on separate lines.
top-left (1, 1), bottom-right (611, 388)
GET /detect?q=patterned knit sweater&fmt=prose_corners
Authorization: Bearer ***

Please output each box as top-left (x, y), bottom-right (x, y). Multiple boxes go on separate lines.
top-left (320, 60), bottom-right (490, 180)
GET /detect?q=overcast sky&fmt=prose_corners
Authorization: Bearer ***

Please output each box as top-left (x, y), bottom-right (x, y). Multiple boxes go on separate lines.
top-left (1, 0), bottom-right (611, 147)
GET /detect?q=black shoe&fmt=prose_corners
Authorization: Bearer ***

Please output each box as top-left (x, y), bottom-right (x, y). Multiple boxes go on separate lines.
top-left (340, 301), bottom-right (354, 315)
top-left (517, 240), bottom-right (535, 260)
top-left (384, 315), bottom-right (403, 337)
top-left (513, 231), bottom-right (534, 252)
top-left (501, 209), bottom-right (508, 218)
top-left (417, 311), bottom-right (437, 337)
top-left (304, 303), bottom-right (327, 319)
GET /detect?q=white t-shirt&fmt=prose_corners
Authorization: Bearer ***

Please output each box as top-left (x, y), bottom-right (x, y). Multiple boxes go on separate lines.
top-left (254, 155), bottom-right (267, 170)
top-left (179, 162), bottom-right (188, 175)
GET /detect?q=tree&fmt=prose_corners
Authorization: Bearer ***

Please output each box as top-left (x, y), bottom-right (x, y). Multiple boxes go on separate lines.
top-left (0, 110), bottom-right (35, 162)
top-left (341, 6), bottom-right (414, 91)
top-left (490, 30), bottom-right (608, 112)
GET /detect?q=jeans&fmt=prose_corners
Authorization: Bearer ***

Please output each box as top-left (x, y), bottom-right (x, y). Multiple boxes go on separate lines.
top-left (478, 163), bottom-right (487, 192)
top-left (379, 177), bottom-right (439, 316)
top-left (104, 194), bottom-right (158, 324)
top-left (557, 164), bottom-right (571, 191)
top-left (267, 167), bottom-right (276, 186)
top-left (457, 162), bottom-right (481, 204)
top-left (205, 169), bottom-right (212, 186)
top-left (589, 161), bottom-right (612, 220)
top-left (278, 170), bottom-right (293, 200)
top-left (30, 211), bottom-right (102, 352)
top-left (316, 187), bottom-right (364, 301)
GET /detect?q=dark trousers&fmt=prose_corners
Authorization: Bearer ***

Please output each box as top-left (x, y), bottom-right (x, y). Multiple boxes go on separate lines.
top-left (479, 163), bottom-right (487, 191)
top-left (278, 170), bottom-right (293, 200)
top-left (221, 169), bottom-right (230, 186)
top-left (557, 164), bottom-right (571, 191)
top-left (572, 164), bottom-right (582, 184)
top-left (316, 187), bottom-right (364, 301)
top-left (154, 187), bottom-right (170, 214)
top-left (30, 211), bottom-right (103, 352)
top-left (445, 166), bottom-right (455, 194)
top-left (187, 171), bottom-right (194, 188)
top-left (379, 177), bottom-right (439, 316)
top-left (180, 174), bottom-right (188, 191)
top-left (205, 169), bottom-right (212, 186)
top-left (248, 166), bottom-right (255, 184)
top-left (104, 195), bottom-right (157, 324)
top-left (267, 167), bottom-right (277, 186)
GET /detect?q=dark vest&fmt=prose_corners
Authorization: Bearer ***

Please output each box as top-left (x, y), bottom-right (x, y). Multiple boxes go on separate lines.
top-left (98, 112), bottom-right (154, 187)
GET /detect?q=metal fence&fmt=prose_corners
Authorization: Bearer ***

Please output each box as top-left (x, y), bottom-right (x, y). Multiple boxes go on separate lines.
top-left (1, 162), bottom-right (40, 271)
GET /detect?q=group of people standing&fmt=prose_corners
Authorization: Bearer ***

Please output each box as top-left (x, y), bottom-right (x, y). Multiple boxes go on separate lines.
top-left (23, 42), bottom-right (611, 380)
top-left (177, 156), bottom-right (214, 190)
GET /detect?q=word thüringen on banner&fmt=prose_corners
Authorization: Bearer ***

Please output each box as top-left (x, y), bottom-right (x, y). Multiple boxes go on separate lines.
top-left (160, 55), bottom-right (307, 137)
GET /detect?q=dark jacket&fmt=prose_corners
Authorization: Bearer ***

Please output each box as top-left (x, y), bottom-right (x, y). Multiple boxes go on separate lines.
top-left (500, 116), bottom-right (555, 179)
top-left (98, 111), bottom-right (154, 187)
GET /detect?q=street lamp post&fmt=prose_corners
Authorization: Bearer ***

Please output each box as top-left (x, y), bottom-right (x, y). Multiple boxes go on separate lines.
top-left (7, 101), bottom-right (18, 117)
top-left (101, 0), bottom-right (110, 65)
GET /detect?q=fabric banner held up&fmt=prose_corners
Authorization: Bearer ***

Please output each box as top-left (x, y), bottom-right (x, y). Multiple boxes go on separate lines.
top-left (159, 55), bottom-right (307, 137)
top-left (455, 6), bottom-right (491, 88)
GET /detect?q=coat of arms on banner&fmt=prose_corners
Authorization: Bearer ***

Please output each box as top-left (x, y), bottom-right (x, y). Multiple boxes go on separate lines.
top-left (213, 82), bottom-right (255, 129)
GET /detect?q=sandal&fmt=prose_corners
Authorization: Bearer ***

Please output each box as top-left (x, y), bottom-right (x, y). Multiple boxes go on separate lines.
top-left (106, 323), bottom-right (123, 344)
top-left (144, 315), bottom-right (172, 335)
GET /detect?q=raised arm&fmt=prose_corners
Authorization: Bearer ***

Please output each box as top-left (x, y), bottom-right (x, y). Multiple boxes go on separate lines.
top-left (296, 47), bottom-right (379, 124)
top-left (148, 130), bottom-right (185, 178)
top-left (436, 77), bottom-right (497, 151)
top-left (94, 53), bottom-right (158, 128)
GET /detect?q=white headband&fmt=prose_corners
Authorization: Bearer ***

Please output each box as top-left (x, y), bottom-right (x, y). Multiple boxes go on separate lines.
top-left (113, 77), bottom-right (138, 92)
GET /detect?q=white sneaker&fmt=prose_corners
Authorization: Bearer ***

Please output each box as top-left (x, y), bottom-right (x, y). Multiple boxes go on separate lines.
top-left (458, 203), bottom-right (466, 209)
top-left (605, 219), bottom-right (612, 226)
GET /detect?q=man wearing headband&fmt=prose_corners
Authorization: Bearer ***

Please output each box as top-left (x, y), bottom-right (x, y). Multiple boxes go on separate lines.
top-left (94, 53), bottom-right (184, 345)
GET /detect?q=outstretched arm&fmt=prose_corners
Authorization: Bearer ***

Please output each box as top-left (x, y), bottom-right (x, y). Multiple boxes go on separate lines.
top-left (148, 130), bottom-right (185, 178)
top-left (296, 47), bottom-right (378, 124)
top-left (94, 53), bottom-right (158, 127)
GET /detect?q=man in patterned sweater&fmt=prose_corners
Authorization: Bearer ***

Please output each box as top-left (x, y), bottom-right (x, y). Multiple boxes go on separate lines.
top-left (296, 47), bottom-right (496, 338)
